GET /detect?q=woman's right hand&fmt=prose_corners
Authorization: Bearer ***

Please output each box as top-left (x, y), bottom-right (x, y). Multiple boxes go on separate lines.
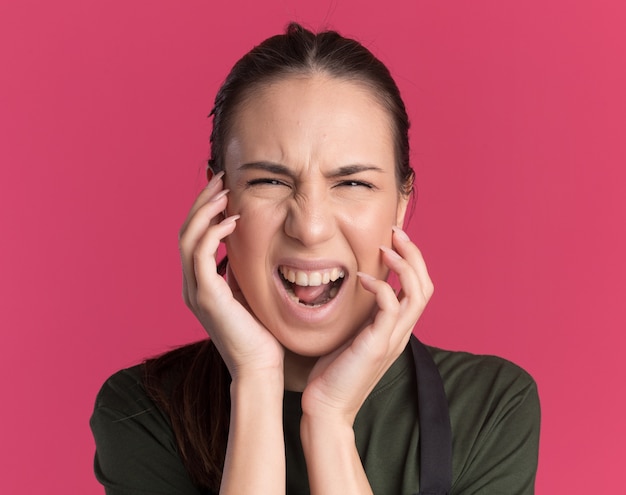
top-left (178, 172), bottom-right (284, 380)
top-left (180, 172), bottom-right (287, 494)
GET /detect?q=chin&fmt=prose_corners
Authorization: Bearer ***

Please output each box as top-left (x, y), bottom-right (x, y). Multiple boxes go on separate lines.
top-left (272, 320), bottom-right (363, 358)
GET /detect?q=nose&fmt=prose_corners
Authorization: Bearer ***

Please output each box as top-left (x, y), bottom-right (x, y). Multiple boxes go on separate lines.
top-left (283, 188), bottom-right (336, 247)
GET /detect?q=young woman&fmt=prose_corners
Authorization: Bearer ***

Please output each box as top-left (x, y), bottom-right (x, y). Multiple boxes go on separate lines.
top-left (91, 23), bottom-right (540, 495)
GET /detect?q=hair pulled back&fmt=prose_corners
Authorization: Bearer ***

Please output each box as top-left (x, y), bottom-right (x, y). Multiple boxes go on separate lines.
top-left (145, 23), bottom-right (414, 493)
top-left (209, 22), bottom-right (414, 196)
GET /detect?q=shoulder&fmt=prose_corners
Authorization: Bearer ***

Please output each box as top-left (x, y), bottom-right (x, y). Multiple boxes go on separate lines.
top-left (426, 345), bottom-right (540, 438)
top-left (90, 349), bottom-right (210, 494)
top-left (91, 339), bottom-right (212, 441)
top-left (427, 345), bottom-right (538, 401)
top-left (94, 364), bottom-right (155, 414)
top-left (425, 345), bottom-right (540, 494)
top-left (90, 363), bottom-right (176, 458)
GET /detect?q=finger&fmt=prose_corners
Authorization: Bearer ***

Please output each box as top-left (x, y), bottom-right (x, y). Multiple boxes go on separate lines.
top-left (179, 191), bottom-right (230, 303)
top-left (378, 243), bottom-right (430, 342)
top-left (179, 171), bottom-right (225, 234)
top-left (180, 189), bottom-right (230, 252)
top-left (355, 272), bottom-right (402, 353)
top-left (379, 245), bottom-right (421, 305)
top-left (391, 227), bottom-right (434, 300)
top-left (179, 187), bottom-right (229, 243)
top-left (192, 214), bottom-right (240, 310)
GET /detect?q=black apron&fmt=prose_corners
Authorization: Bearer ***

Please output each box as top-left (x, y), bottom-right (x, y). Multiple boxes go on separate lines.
top-left (410, 335), bottom-right (452, 495)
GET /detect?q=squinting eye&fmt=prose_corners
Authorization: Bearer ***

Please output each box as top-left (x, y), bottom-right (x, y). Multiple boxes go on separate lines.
top-left (338, 180), bottom-right (374, 189)
top-left (246, 178), bottom-right (289, 187)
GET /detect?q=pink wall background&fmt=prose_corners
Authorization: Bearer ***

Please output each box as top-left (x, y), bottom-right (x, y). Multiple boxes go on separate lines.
top-left (1, 0), bottom-right (624, 492)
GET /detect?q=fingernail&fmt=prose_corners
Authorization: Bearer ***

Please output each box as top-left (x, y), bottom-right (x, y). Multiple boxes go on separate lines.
top-left (206, 170), bottom-right (225, 187)
top-left (210, 189), bottom-right (229, 202)
top-left (357, 271), bottom-right (377, 281)
top-left (222, 214), bottom-right (240, 224)
top-left (380, 245), bottom-right (402, 260)
top-left (392, 226), bottom-right (410, 242)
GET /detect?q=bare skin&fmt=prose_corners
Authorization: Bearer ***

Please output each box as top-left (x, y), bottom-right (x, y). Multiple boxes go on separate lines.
top-left (178, 75), bottom-right (434, 494)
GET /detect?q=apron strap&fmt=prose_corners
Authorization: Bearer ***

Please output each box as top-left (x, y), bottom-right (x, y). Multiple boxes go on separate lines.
top-left (410, 335), bottom-right (452, 495)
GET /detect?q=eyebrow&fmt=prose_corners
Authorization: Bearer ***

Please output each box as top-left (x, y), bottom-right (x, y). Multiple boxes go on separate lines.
top-left (237, 161), bottom-right (385, 178)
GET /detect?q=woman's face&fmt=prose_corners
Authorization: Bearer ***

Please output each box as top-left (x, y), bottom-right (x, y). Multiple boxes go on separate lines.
top-left (224, 75), bottom-right (408, 358)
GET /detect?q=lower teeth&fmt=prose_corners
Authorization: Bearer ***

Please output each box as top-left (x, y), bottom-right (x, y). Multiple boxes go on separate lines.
top-left (280, 271), bottom-right (343, 307)
top-left (285, 285), bottom-right (340, 307)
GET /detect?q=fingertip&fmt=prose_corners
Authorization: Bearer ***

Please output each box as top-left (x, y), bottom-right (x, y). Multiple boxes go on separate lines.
top-left (222, 213), bottom-right (240, 224)
top-left (392, 226), bottom-right (410, 242)
top-left (379, 245), bottom-right (402, 260)
top-left (356, 271), bottom-right (377, 282)
top-left (210, 188), bottom-right (230, 202)
top-left (206, 169), bottom-right (225, 185)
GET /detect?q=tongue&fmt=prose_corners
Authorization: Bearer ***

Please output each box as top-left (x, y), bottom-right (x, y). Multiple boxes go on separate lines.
top-left (293, 283), bottom-right (331, 305)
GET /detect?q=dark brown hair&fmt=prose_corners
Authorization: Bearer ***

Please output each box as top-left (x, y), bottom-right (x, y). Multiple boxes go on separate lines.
top-left (143, 22), bottom-right (414, 492)
top-left (209, 22), bottom-right (413, 196)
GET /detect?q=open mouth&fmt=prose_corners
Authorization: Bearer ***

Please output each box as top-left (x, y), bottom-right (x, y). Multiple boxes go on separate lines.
top-left (278, 266), bottom-right (345, 307)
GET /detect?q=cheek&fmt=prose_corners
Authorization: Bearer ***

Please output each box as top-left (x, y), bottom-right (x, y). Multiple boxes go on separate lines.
top-left (343, 204), bottom-right (397, 274)
top-left (227, 190), bottom-right (283, 223)
top-left (225, 199), bottom-right (283, 270)
top-left (345, 203), bottom-right (396, 242)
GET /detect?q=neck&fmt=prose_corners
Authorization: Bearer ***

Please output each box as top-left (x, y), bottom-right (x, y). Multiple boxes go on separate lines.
top-left (283, 349), bottom-right (319, 392)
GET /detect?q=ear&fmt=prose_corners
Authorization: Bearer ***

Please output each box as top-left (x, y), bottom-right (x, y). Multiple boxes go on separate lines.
top-left (395, 194), bottom-right (409, 228)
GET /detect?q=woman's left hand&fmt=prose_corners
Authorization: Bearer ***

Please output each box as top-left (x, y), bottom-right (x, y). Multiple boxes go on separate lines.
top-left (301, 226), bottom-right (434, 426)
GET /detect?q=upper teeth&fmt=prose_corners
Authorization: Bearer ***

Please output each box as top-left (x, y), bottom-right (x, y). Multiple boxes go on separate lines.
top-left (280, 266), bottom-right (345, 287)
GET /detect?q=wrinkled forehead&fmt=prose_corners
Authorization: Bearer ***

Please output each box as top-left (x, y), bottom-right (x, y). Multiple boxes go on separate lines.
top-left (224, 74), bottom-right (397, 171)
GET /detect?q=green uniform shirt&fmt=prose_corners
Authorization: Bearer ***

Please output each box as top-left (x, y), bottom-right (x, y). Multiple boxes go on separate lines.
top-left (91, 343), bottom-right (540, 494)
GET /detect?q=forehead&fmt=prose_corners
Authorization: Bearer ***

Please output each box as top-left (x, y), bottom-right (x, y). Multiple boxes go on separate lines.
top-left (225, 75), bottom-right (396, 170)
